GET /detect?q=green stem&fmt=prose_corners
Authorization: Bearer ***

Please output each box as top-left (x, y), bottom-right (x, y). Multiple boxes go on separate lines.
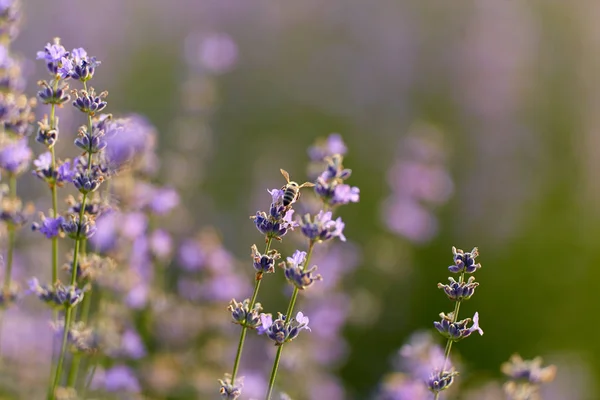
top-left (67, 285), bottom-right (92, 388)
top-left (48, 185), bottom-right (89, 398)
top-left (3, 174), bottom-right (16, 292)
top-left (49, 96), bottom-right (59, 284)
top-left (48, 306), bottom-right (73, 400)
top-left (265, 240), bottom-right (315, 400)
top-left (434, 271), bottom-right (465, 400)
top-left (230, 237), bottom-right (273, 384)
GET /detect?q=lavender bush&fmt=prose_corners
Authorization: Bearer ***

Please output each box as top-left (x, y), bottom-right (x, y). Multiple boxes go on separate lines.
top-left (0, 1), bottom-right (588, 399)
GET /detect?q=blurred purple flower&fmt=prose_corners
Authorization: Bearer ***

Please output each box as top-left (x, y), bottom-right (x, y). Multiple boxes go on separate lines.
top-left (0, 138), bottom-right (31, 174)
top-left (150, 187), bottom-right (179, 215)
top-left (178, 239), bottom-right (205, 271)
top-left (186, 32), bottom-right (238, 73)
top-left (308, 133), bottom-right (348, 161)
top-left (150, 229), bottom-right (172, 259)
top-left (119, 329), bottom-right (146, 359)
top-left (103, 365), bottom-right (141, 392)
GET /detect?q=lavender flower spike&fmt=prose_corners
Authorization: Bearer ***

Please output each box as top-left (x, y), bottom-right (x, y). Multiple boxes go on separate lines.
top-left (448, 246), bottom-right (481, 274)
top-left (299, 210), bottom-right (346, 242)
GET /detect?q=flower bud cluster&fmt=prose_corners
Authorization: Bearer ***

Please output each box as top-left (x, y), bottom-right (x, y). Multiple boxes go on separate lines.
top-left (257, 311), bottom-right (311, 346)
top-left (252, 189), bottom-right (297, 241)
top-left (250, 244), bottom-right (280, 276)
top-left (502, 354), bottom-right (556, 400)
top-left (228, 298), bottom-right (263, 329)
top-left (433, 311), bottom-right (483, 342)
top-left (218, 375), bottom-right (243, 400)
top-left (28, 278), bottom-right (85, 308)
top-left (299, 210), bottom-right (346, 243)
top-left (314, 154), bottom-right (359, 206)
top-left (279, 250), bottom-right (322, 290)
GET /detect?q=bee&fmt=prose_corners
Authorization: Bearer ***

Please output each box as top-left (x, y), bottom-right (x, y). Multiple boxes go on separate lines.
top-left (280, 169), bottom-right (315, 207)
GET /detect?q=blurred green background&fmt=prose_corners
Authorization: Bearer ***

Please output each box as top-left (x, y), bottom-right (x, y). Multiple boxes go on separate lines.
top-left (18, 0), bottom-right (600, 398)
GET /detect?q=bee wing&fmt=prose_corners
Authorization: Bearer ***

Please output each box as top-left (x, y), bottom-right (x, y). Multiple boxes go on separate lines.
top-left (299, 182), bottom-right (315, 188)
top-left (280, 169), bottom-right (291, 183)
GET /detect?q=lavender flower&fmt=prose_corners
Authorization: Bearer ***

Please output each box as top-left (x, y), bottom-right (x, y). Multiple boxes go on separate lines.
top-left (228, 298), bottom-right (263, 328)
top-left (28, 278), bottom-right (85, 308)
top-left (308, 133), bottom-right (347, 162)
top-left (437, 276), bottom-right (479, 301)
top-left (314, 154), bottom-right (359, 206)
top-left (502, 354), bottom-right (557, 400)
top-left (219, 375), bottom-right (243, 399)
top-left (434, 311), bottom-right (483, 341)
top-left (32, 214), bottom-right (64, 238)
top-left (252, 188), bottom-right (298, 240)
top-left (279, 250), bottom-right (322, 290)
top-left (299, 210), bottom-right (346, 242)
top-left (427, 369), bottom-right (459, 394)
top-left (251, 244), bottom-right (280, 274)
top-left (74, 122), bottom-right (107, 154)
top-left (58, 47), bottom-right (100, 81)
top-left (448, 247), bottom-right (481, 274)
top-left (502, 354), bottom-right (557, 384)
top-left (37, 80), bottom-right (70, 106)
top-left (0, 138), bottom-right (31, 174)
top-left (36, 38), bottom-right (67, 74)
top-left (60, 214), bottom-right (96, 239)
top-left (258, 311), bottom-right (311, 346)
top-left (72, 88), bottom-right (107, 116)
top-left (32, 152), bottom-right (75, 186)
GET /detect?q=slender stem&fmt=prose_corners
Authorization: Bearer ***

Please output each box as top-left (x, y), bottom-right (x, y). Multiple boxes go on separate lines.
top-left (48, 306), bottom-right (73, 400)
top-left (49, 89), bottom-right (59, 284)
top-left (67, 285), bottom-right (91, 388)
top-left (434, 271), bottom-right (465, 400)
top-left (230, 237), bottom-right (273, 384)
top-left (49, 184), bottom-right (88, 398)
top-left (83, 359), bottom-right (97, 393)
top-left (3, 174), bottom-right (17, 292)
top-left (265, 240), bottom-right (315, 400)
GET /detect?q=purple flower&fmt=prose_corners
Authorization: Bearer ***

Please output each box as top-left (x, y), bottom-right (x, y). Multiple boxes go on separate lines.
top-left (104, 115), bottom-right (155, 171)
top-left (252, 189), bottom-right (298, 240)
top-left (448, 247), bottom-right (481, 274)
top-left (331, 184), bottom-right (360, 205)
top-left (150, 187), bottom-right (179, 215)
top-left (33, 215), bottom-right (64, 238)
top-left (56, 159), bottom-right (76, 183)
top-left (295, 311), bottom-right (311, 332)
top-left (257, 313), bottom-right (273, 335)
top-left (57, 56), bottom-right (73, 79)
top-left (300, 211), bottom-right (346, 242)
top-left (119, 329), bottom-right (146, 359)
top-left (280, 250), bottom-right (322, 290)
top-left (192, 32), bottom-right (238, 74)
top-left (103, 365), bottom-right (141, 392)
top-left (178, 239), bottom-right (205, 271)
top-left (308, 133), bottom-right (348, 161)
top-left (150, 229), bottom-right (172, 259)
top-left (37, 39), bottom-right (67, 73)
top-left (434, 312), bottom-right (483, 341)
top-left (0, 138), bottom-right (31, 174)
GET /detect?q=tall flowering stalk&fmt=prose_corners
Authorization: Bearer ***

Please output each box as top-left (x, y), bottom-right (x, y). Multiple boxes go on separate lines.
top-left (263, 153), bottom-right (358, 400)
top-left (34, 38), bottom-right (73, 285)
top-left (0, 0), bottom-right (35, 309)
top-left (430, 247), bottom-right (484, 399)
top-left (32, 39), bottom-right (106, 400)
top-left (220, 184), bottom-right (299, 399)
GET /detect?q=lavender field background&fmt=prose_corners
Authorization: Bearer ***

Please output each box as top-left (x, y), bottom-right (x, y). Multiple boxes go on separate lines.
top-left (2, 0), bottom-right (599, 399)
